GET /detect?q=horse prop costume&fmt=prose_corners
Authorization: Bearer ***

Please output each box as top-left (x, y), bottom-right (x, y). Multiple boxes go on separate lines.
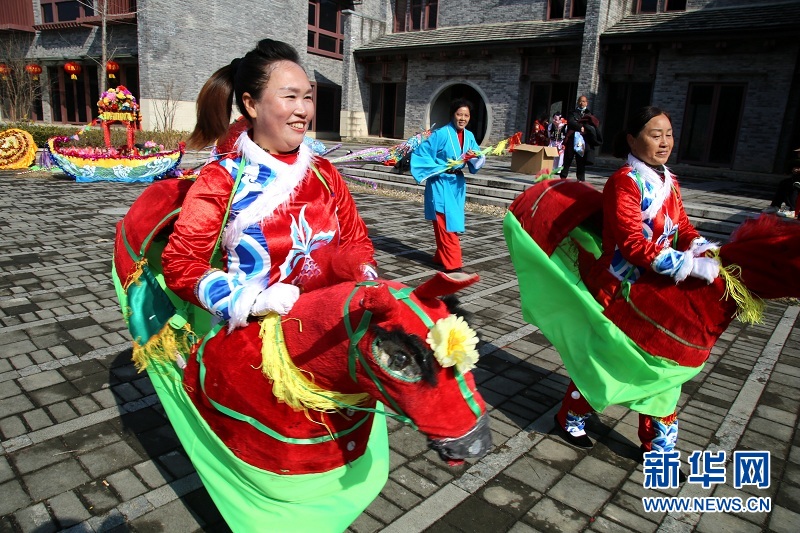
top-left (112, 179), bottom-right (492, 532)
top-left (504, 178), bottom-right (800, 417)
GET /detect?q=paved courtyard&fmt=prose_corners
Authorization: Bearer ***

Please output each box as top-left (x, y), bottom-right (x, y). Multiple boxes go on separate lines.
top-left (0, 163), bottom-right (798, 533)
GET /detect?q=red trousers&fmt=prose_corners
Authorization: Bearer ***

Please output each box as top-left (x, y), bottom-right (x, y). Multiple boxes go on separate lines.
top-left (432, 212), bottom-right (462, 270)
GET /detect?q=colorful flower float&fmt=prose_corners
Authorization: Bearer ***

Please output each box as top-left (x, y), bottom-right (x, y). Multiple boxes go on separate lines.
top-left (46, 86), bottom-right (184, 183)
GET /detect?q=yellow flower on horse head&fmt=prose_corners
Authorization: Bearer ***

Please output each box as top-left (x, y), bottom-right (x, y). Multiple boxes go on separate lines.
top-left (426, 315), bottom-right (479, 373)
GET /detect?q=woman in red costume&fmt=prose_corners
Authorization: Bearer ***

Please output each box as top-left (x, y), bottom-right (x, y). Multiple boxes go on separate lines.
top-left (553, 107), bottom-right (720, 455)
top-left (162, 39), bottom-right (376, 327)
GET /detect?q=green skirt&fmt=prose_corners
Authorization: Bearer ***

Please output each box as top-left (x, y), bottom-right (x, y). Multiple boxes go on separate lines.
top-left (503, 211), bottom-right (702, 417)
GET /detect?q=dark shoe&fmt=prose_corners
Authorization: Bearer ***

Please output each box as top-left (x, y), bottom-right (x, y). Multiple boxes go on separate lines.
top-left (638, 445), bottom-right (687, 483)
top-left (552, 414), bottom-right (593, 449)
top-left (793, 181), bottom-right (800, 190)
top-left (444, 267), bottom-right (464, 274)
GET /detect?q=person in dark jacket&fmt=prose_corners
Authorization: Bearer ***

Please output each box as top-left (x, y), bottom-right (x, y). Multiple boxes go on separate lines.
top-left (559, 95), bottom-right (603, 181)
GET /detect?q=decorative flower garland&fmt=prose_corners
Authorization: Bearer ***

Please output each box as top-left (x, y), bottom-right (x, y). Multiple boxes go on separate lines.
top-left (98, 85), bottom-right (139, 114)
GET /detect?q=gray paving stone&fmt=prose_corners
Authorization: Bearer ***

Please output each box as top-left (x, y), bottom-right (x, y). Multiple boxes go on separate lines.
top-left (0, 415), bottom-right (27, 439)
top-left (13, 502), bottom-right (55, 533)
top-left (769, 503), bottom-right (800, 533)
top-left (22, 408), bottom-right (52, 431)
top-left (134, 459), bottom-right (173, 489)
top-left (0, 380), bottom-right (21, 400)
top-left (362, 495), bottom-right (403, 525)
top-left (77, 480), bottom-right (120, 516)
top-left (547, 473), bottom-right (612, 516)
top-left (696, 507), bottom-right (764, 533)
top-left (0, 394), bottom-right (34, 419)
top-left (12, 438), bottom-right (75, 474)
top-left (1, 339), bottom-right (37, 358)
top-left (0, 456), bottom-right (13, 484)
top-left (106, 468), bottom-right (148, 501)
top-left (0, 479), bottom-right (31, 516)
top-left (47, 401), bottom-right (78, 423)
top-left (589, 516), bottom-right (638, 533)
top-left (523, 496), bottom-right (590, 533)
top-left (597, 503), bottom-right (657, 533)
top-left (78, 440), bottom-right (143, 478)
top-left (47, 491), bottom-right (91, 528)
top-left (24, 459), bottom-right (90, 500)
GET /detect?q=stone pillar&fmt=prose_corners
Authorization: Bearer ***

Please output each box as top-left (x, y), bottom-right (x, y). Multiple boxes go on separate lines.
top-left (576, 0), bottom-right (627, 122)
top-left (340, 9), bottom-right (386, 139)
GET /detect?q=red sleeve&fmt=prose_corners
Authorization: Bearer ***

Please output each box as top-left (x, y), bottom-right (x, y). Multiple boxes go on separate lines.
top-left (162, 162), bottom-right (233, 306)
top-left (671, 179), bottom-right (702, 250)
top-left (315, 157), bottom-right (376, 267)
top-left (604, 169), bottom-right (661, 269)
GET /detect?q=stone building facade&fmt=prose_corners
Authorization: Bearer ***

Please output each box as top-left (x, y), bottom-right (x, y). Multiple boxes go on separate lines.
top-left (348, 0), bottom-right (800, 173)
top-left (2, 0), bottom-right (799, 172)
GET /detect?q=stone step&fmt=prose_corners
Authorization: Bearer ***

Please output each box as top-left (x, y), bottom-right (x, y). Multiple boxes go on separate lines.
top-left (337, 164), bottom-right (755, 241)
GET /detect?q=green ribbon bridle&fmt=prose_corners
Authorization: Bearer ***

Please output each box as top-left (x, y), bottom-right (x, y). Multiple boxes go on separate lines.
top-left (342, 282), bottom-right (483, 426)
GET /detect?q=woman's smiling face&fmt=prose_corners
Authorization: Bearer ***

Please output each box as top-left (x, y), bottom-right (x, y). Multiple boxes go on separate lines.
top-left (452, 106), bottom-right (471, 132)
top-left (628, 114), bottom-right (674, 167)
top-left (243, 61), bottom-right (314, 154)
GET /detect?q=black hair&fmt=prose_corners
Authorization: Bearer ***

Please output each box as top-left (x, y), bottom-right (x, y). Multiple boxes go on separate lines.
top-left (187, 39), bottom-right (302, 149)
top-left (611, 105), bottom-right (672, 159)
top-left (449, 98), bottom-right (474, 117)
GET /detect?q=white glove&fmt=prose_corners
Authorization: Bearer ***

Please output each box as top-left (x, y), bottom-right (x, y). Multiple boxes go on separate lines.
top-left (689, 257), bottom-right (720, 284)
top-left (250, 283), bottom-right (300, 316)
top-left (690, 239), bottom-right (720, 257)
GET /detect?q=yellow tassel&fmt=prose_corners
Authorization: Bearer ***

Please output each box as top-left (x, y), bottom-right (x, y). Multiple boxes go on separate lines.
top-left (258, 314), bottom-right (370, 414)
top-left (123, 258), bottom-right (148, 290)
top-left (713, 251), bottom-right (765, 324)
top-left (491, 139), bottom-right (508, 156)
top-left (131, 322), bottom-right (195, 372)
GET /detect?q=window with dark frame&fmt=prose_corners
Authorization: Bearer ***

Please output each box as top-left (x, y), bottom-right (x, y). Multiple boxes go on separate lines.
top-left (637, 0), bottom-right (658, 13)
top-left (308, 0), bottom-right (345, 59)
top-left (547, 0), bottom-right (565, 20)
top-left (666, 0), bottom-right (687, 11)
top-left (571, 0), bottom-right (587, 18)
top-left (393, 0), bottom-right (438, 32)
top-left (40, 0), bottom-right (94, 23)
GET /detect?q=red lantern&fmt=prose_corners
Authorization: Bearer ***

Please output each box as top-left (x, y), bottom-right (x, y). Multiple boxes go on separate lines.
top-left (64, 61), bottom-right (81, 80)
top-left (25, 64), bottom-right (42, 81)
top-left (106, 60), bottom-right (120, 79)
top-left (0, 63), bottom-right (10, 80)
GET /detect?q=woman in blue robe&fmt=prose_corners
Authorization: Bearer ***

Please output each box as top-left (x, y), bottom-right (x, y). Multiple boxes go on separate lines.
top-left (411, 98), bottom-right (485, 272)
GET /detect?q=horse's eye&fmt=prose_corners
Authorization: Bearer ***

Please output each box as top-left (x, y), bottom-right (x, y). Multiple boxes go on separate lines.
top-left (390, 353), bottom-right (407, 370)
top-left (371, 337), bottom-right (422, 382)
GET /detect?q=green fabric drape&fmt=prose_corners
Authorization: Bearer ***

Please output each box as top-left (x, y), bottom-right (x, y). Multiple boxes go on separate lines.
top-left (503, 211), bottom-right (701, 417)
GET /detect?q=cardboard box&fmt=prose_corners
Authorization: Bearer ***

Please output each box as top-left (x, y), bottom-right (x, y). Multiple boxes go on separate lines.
top-left (510, 144), bottom-right (560, 175)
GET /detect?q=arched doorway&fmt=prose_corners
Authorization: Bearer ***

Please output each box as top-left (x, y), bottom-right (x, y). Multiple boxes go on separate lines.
top-left (430, 83), bottom-right (488, 144)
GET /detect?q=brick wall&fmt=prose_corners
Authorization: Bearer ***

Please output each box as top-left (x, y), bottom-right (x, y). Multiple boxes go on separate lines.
top-left (437, 0), bottom-right (548, 27)
top-left (652, 42), bottom-right (799, 172)
top-left (404, 51), bottom-right (523, 143)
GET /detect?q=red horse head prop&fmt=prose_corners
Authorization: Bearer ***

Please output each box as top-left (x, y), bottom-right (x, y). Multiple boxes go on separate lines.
top-left (183, 272), bottom-right (491, 474)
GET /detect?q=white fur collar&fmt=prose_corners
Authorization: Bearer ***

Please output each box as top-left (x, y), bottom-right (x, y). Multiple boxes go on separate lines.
top-left (222, 131), bottom-right (314, 250)
top-left (627, 153), bottom-right (674, 221)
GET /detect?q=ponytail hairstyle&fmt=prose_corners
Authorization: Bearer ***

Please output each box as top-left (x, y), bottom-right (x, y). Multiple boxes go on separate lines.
top-left (186, 39), bottom-right (302, 150)
top-left (611, 105), bottom-right (671, 159)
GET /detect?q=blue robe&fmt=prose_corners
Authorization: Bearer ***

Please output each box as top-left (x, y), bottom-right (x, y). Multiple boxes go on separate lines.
top-left (411, 122), bottom-right (485, 233)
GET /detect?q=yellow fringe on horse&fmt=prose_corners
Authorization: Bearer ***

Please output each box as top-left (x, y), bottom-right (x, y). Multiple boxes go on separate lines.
top-left (712, 250), bottom-right (765, 324)
top-left (131, 322), bottom-right (194, 372)
top-left (258, 314), bottom-right (370, 414)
